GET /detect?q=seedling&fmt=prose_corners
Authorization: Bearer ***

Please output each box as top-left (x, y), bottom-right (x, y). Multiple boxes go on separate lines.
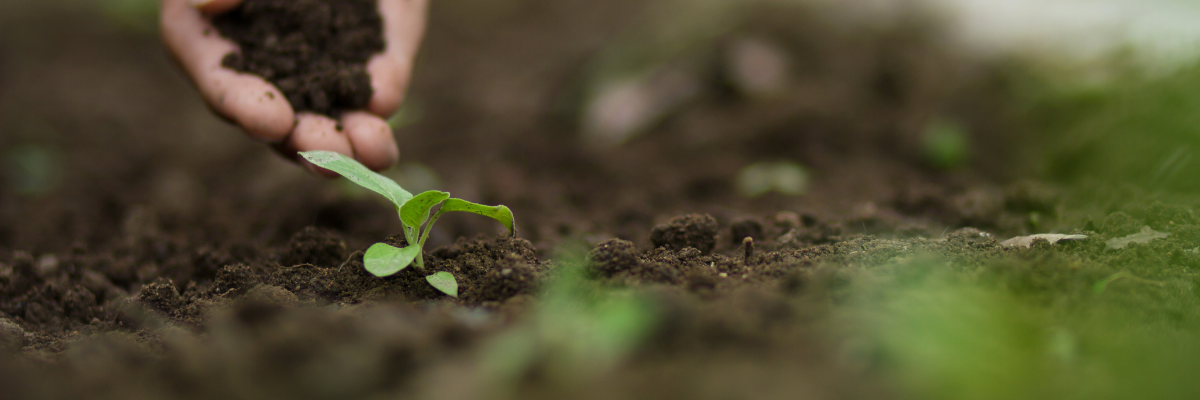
top-left (299, 151), bottom-right (515, 297)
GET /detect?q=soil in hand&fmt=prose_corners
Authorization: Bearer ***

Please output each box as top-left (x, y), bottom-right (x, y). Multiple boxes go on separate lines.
top-left (212, 0), bottom-right (385, 117)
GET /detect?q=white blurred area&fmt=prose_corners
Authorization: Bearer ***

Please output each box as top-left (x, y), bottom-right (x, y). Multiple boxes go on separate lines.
top-left (834, 0), bottom-right (1200, 68)
top-left (939, 0), bottom-right (1200, 65)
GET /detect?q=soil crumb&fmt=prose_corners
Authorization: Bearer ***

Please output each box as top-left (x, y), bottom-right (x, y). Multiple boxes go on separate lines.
top-left (212, 0), bottom-right (385, 116)
top-left (651, 214), bottom-right (720, 254)
top-left (588, 238), bottom-right (640, 277)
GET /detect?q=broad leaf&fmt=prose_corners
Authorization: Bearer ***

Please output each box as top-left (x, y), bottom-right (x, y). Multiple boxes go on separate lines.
top-left (363, 242), bottom-right (422, 277)
top-left (426, 272), bottom-right (459, 298)
top-left (440, 198), bottom-right (516, 235)
top-left (401, 191), bottom-right (450, 230)
top-left (300, 151), bottom-right (413, 208)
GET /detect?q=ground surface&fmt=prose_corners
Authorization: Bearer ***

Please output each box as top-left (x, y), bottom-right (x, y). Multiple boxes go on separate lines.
top-left (1, 1), bottom-right (1198, 400)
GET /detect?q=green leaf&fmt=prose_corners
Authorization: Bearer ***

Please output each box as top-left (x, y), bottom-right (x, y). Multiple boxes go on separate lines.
top-left (401, 191), bottom-right (450, 230)
top-left (363, 243), bottom-right (422, 277)
top-left (426, 272), bottom-right (459, 298)
top-left (300, 151), bottom-right (413, 208)
top-left (440, 198), bottom-right (517, 235)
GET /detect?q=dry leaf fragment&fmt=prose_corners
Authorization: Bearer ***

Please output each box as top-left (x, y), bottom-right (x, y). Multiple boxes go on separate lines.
top-left (1000, 234), bottom-right (1088, 248)
top-left (1106, 226), bottom-right (1170, 250)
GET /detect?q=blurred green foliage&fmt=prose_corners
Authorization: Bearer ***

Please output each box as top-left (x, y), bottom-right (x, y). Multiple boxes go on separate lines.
top-left (843, 253), bottom-right (1200, 400)
top-left (5, 144), bottom-right (62, 196)
top-left (736, 161), bottom-right (810, 197)
top-left (922, 118), bottom-right (971, 170)
top-left (1022, 62), bottom-right (1200, 193)
top-left (482, 240), bottom-right (656, 394)
top-left (97, 0), bottom-right (159, 33)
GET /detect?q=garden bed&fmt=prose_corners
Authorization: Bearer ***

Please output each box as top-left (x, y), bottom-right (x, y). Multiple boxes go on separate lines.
top-left (1, 1), bottom-right (1198, 399)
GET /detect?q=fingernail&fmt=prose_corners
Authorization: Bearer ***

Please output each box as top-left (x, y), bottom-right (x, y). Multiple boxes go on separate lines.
top-left (189, 0), bottom-right (214, 8)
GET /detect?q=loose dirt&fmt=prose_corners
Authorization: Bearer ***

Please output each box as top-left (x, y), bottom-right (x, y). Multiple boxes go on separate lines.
top-left (213, 0), bottom-right (384, 116)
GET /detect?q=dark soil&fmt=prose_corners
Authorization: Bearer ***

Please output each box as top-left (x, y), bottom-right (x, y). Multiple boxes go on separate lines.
top-left (0, 1), bottom-right (1194, 399)
top-left (212, 0), bottom-right (384, 116)
top-left (650, 214), bottom-right (720, 254)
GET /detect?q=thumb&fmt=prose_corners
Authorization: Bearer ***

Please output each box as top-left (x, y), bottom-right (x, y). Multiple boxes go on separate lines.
top-left (190, 0), bottom-right (245, 15)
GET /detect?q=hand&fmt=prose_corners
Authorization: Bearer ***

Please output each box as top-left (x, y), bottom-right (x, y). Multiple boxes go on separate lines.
top-left (161, 0), bottom-right (428, 172)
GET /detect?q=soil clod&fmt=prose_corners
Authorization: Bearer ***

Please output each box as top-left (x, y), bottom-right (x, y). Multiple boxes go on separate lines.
top-left (213, 264), bottom-right (259, 297)
top-left (0, 317), bottom-right (26, 352)
top-left (242, 285), bottom-right (301, 308)
top-left (473, 255), bottom-right (540, 302)
top-left (279, 227), bottom-right (349, 268)
top-left (651, 214), bottom-right (719, 254)
top-left (133, 278), bottom-right (183, 315)
top-left (588, 239), bottom-right (640, 277)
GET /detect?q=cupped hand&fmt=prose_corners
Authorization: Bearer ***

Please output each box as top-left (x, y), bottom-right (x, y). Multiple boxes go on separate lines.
top-left (161, 0), bottom-right (428, 173)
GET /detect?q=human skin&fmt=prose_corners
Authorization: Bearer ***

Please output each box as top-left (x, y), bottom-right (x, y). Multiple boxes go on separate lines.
top-left (161, 0), bottom-right (428, 173)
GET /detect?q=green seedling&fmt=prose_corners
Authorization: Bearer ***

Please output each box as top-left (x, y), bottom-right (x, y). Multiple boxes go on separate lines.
top-left (299, 151), bottom-right (515, 297)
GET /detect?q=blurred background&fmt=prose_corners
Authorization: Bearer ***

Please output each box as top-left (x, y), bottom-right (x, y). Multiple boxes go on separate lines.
top-left (1, 0), bottom-right (1199, 251)
top-left (2, 0), bottom-right (1200, 248)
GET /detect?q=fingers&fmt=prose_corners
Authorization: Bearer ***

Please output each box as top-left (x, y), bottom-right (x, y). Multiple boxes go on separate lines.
top-left (368, 0), bottom-right (429, 117)
top-left (161, 0), bottom-right (294, 141)
top-left (342, 112), bottom-right (399, 170)
top-left (191, 0), bottom-right (244, 15)
top-left (366, 54), bottom-right (412, 117)
top-left (212, 77), bottom-right (295, 141)
top-left (286, 114), bottom-right (356, 177)
top-left (164, 0), bottom-right (407, 175)
top-left (276, 113), bottom-right (397, 176)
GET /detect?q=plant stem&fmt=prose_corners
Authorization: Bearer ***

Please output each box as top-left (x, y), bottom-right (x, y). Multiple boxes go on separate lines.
top-left (404, 226), bottom-right (416, 248)
top-left (405, 224), bottom-right (425, 270)
top-left (418, 210), bottom-right (446, 252)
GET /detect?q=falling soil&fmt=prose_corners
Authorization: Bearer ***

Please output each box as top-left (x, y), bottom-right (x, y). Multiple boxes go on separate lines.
top-left (1, 1), bottom-right (1197, 400)
top-left (212, 0), bottom-right (384, 116)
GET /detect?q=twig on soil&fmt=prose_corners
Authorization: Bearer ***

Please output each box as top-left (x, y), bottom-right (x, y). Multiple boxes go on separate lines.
top-left (338, 250), bottom-right (365, 271)
top-left (276, 250), bottom-right (364, 272)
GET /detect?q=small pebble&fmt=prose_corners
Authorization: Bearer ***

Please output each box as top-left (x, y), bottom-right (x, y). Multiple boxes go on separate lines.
top-left (0, 318), bottom-right (27, 352)
top-left (36, 254), bottom-right (59, 276)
